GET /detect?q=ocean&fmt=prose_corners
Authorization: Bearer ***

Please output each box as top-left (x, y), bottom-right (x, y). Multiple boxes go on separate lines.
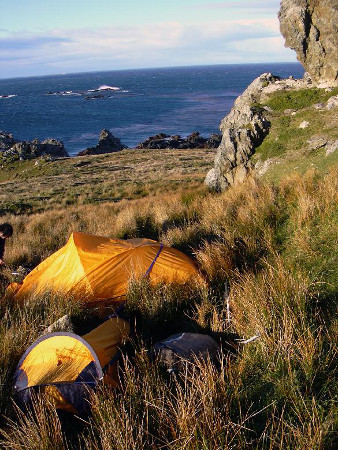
top-left (0, 63), bottom-right (304, 156)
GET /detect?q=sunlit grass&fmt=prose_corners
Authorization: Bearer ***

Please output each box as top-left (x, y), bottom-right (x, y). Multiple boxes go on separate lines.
top-left (0, 166), bottom-right (337, 448)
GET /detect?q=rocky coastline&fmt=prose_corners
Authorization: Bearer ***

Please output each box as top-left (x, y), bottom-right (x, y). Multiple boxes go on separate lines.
top-left (0, 129), bottom-right (221, 162)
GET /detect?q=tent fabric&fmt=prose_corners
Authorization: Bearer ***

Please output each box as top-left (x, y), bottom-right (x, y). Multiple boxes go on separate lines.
top-left (10, 232), bottom-right (202, 307)
top-left (13, 317), bottom-right (130, 414)
top-left (82, 316), bottom-right (130, 386)
top-left (14, 332), bottom-right (102, 390)
top-left (14, 332), bottom-right (103, 414)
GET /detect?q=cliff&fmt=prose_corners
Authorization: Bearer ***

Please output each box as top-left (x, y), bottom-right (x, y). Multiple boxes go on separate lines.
top-left (279, 0), bottom-right (338, 86)
top-left (206, 0), bottom-right (338, 191)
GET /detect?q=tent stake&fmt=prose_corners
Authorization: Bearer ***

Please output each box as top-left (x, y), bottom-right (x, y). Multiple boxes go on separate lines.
top-left (224, 282), bottom-right (230, 326)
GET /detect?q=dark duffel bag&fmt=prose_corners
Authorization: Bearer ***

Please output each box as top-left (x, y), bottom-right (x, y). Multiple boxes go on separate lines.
top-left (152, 332), bottom-right (220, 373)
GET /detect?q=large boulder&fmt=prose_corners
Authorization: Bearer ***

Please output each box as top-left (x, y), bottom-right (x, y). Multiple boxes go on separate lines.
top-left (77, 129), bottom-right (127, 156)
top-left (279, 0), bottom-right (338, 85)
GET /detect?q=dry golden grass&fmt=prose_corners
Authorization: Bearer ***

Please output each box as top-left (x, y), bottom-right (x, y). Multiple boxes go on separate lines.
top-left (0, 148), bottom-right (214, 214)
top-left (0, 164), bottom-right (337, 449)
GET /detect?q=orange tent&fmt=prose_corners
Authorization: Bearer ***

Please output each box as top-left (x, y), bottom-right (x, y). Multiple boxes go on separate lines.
top-left (14, 316), bottom-right (130, 414)
top-left (11, 232), bottom-right (202, 307)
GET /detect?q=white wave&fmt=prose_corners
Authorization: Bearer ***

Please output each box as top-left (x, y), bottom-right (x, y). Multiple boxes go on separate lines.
top-left (61, 91), bottom-right (81, 96)
top-left (98, 85), bottom-right (120, 91)
top-left (88, 85), bottom-right (120, 93)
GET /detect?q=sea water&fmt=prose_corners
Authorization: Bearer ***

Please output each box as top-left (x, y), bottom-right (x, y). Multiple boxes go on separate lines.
top-left (0, 63), bottom-right (304, 156)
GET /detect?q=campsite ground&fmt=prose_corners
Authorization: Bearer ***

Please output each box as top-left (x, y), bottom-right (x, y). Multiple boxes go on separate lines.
top-left (0, 88), bottom-right (337, 449)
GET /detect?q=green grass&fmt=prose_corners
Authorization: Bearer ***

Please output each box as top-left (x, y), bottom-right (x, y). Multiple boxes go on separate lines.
top-left (265, 87), bottom-right (338, 111)
top-left (253, 88), bottom-right (338, 170)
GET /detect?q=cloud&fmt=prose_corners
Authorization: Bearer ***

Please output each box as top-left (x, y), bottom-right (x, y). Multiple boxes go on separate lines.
top-left (199, 1), bottom-right (279, 10)
top-left (0, 17), bottom-right (293, 78)
top-left (0, 35), bottom-right (72, 51)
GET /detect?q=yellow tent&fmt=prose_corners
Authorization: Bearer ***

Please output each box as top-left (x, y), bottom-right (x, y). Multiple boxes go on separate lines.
top-left (13, 316), bottom-right (130, 414)
top-left (11, 232), bottom-right (202, 307)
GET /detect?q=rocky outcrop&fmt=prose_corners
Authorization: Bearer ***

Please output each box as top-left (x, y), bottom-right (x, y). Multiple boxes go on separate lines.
top-left (1, 134), bottom-right (69, 160)
top-left (136, 132), bottom-right (221, 150)
top-left (279, 0), bottom-right (338, 85)
top-left (205, 0), bottom-right (337, 191)
top-left (205, 73), bottom-right (278, 191)
top-left (0, 131), bottom-right (18, 150)
top-left (77, 129), bottom-right (127, 156)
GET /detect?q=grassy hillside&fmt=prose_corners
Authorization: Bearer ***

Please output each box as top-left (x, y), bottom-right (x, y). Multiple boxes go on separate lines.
top-left (0, 148), bottom-right (214, 215)
top-left (0, 91), bottom-right (337, 448)
top-left (253, 87), bottom-right (338, 183)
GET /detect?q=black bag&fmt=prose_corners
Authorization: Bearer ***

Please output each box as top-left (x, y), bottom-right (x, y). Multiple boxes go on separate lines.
top-left (152, 332), bottom-right (220, 373)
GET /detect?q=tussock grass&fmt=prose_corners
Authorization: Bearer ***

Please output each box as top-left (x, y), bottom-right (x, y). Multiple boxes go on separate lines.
top-left (0, 398), bottom-right (67, 450)
top-left (0, 166), bottom-right (337, 448)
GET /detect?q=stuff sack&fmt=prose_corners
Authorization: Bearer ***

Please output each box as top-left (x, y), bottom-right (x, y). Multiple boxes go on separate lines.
top-left (152, 332), bottom-right (220, 372)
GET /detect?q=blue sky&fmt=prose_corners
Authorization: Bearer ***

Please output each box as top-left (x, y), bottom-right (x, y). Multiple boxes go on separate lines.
top-left (0, 0), bottom-right (296, 79)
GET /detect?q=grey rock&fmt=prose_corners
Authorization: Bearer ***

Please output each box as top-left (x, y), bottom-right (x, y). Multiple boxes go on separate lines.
top-left (77, 129), bottom-right (127, 156)
top-left (3, 138), bottom-right (69, 160)
top-left (205, 73), bottom-right (277, 191)
top-left (326, 95), bottom-right (338, 110)
top-left (325, 140), bottom-right (338, 156)
top-left (206, 133), bottom-right (222, 148)
top-left (307, 137), bottom-right (328, 150)
top-left (40, 139), bottom-right (69, 157)
top-left (313, 103), bottom-right (326, 109)
top-left (0, 131), bottom-right (18, 150)
top-left (205, 168), bottom-right (220, 191)
top-left (255, 158), bottom-right (276, 176)
top-left (299, 120), bottom-right (310, 129)
top-left (284, 108), bottom-right (298, 115)
top-left (279, 0), bottom-right (338, 85)
top-left (0, 130), bottom-right (69, 161)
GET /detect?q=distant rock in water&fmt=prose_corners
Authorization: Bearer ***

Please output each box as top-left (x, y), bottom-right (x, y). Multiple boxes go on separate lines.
top-left (136, 132), bottom-right (221, 149)
top-left (206, 134), bottom-right (223, 149)
top-left (279, 0), bottom-right (338, 85)
top-left (77, 129), bottom-right (128, 156)
top-left (0, 132), bottom-right (69, 160)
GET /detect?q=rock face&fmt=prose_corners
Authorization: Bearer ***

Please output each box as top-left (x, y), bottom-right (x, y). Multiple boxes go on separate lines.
top-left (136, 132), bottom-right (221, 150)
top-left (0, 133), bottom-right (69, 160)
top-left (205, 73), bottom-right (278, 191)
top-left (77, 129), bottom-right (127, 156)
top-left (205, 1), bottom-right (337, 191)
top-left (279, 0), bottom-right (338, 85)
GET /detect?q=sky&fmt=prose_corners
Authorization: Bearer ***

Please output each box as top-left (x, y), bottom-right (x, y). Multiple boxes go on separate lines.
top-left (0, 0), bottom-right (296, 79)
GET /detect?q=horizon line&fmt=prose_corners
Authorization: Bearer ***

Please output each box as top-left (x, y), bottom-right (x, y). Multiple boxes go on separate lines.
top-left (0, 61), bottom-right (302, 82)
